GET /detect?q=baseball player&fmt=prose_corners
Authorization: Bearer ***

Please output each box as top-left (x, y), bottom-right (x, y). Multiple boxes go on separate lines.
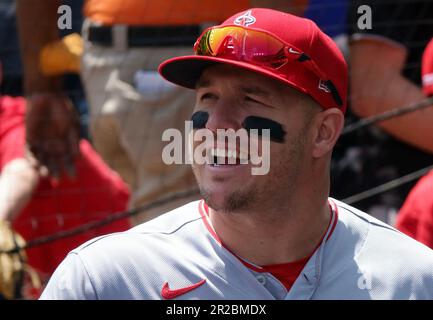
top-left (41, 8), bottom-right (433, 300)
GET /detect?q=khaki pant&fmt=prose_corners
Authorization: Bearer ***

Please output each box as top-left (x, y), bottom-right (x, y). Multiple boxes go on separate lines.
top-left (80, 21), bottom-right (199, 224)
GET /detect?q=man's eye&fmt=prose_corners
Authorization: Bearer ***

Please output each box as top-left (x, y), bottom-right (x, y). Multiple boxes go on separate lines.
top-left (201, 93), bottom-right (217, 101)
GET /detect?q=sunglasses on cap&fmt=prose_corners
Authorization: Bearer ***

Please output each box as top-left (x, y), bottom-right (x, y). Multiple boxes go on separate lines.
top-left (194, 25), bottom-right (343, 107)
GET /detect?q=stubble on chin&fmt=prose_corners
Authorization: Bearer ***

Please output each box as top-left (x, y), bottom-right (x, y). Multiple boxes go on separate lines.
top-left (191, 165), bottom-right (255, 213)
top-left (199, 186), bottom-right (255, 213)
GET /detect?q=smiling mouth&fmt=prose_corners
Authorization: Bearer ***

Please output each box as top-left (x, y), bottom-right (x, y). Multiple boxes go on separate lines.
top-left (209, 147), bottom-right (249, 166)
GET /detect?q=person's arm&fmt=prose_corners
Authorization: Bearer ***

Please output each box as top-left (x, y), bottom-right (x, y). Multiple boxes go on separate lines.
top-left (16, 0), bottom-right (62, 94)
top-left (348, 0), bottom-right (433, 153)
top-left (349, 38), bottom-right (433, 153)
top-left (16, 0), bottom-right (80, 178)
top-left (0, 159), bottom-right (40, 221)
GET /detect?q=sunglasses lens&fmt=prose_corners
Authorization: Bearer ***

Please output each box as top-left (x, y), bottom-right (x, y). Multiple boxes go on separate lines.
top-left (195, 26), bottom-right (284, 65)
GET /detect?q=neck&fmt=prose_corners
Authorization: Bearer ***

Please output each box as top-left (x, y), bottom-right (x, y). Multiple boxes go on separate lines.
top-left (208, 173), bottom-right (331, 266)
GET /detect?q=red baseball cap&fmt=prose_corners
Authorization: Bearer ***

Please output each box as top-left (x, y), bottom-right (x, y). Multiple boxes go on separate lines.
top-left (159, 8), bottom-right (348, 112)
top-left (422, 38), bottom-right (433, 97)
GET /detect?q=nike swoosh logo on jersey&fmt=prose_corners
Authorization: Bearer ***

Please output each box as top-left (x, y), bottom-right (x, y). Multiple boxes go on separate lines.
top-left (161, 279), bottom-right (206, 299)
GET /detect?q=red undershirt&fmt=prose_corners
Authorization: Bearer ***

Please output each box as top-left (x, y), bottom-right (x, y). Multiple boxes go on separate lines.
top-left (199, 200), bottom-right (338, 291)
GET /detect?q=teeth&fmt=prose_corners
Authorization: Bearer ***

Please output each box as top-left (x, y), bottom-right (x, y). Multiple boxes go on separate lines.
top-left (210, 148), bottom-right (225, 157)
top-left (210, 148), bottom-right (226, 158)
top-left (209, 148), bottom-right (249, 164)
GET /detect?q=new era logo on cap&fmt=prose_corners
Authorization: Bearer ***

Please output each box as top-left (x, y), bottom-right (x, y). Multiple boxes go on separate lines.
top-left (319, 80), bottom-right (331, 93)
top-left (423, 74), bottom-right (433, 86)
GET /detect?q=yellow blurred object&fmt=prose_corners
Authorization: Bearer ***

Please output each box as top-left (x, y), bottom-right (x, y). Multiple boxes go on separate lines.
top-left (0, 219), bottom-right (40, 299)
top-left (39, 33), bottom-right (83, 76)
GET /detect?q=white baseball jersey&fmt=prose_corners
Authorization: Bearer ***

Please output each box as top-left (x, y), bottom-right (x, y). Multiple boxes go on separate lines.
top-left (40, 199), bottom-right (433, 300)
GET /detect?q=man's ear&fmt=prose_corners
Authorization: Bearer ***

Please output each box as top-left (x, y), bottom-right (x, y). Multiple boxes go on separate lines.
top-left (311, 108), bottom-right (345, 159)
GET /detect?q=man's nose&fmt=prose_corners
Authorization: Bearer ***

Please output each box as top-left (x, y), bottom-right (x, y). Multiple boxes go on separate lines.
top-left (205, 101), bottom-right (242, 132)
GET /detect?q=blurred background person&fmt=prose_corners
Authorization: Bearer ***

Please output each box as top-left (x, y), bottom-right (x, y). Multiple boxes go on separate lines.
top-left (330, 0), bottom-right (433, 224)
top-left (0, 64), bottom-right (131, 298)
top-left (395, 38), bottom-right (433, 249)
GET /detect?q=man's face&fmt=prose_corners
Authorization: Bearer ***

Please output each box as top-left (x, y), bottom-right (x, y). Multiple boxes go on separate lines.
top-left (192, 64), bottom-right (317, 213)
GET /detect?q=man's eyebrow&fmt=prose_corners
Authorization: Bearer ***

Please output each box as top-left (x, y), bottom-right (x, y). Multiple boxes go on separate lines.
top-left (239, 85), bottom-right (270, 97)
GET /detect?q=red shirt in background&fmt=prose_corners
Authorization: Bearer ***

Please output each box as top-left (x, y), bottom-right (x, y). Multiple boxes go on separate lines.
top-left (396, 169), bottom-right (433, 249)
top-left (0, 96), bottom-right (131, 278)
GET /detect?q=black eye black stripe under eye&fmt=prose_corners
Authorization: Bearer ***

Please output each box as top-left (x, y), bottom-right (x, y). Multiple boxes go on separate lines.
top-left (242, 116), bottom-right (286, 143)
top-left (191, 111), bottom-right (209, 129)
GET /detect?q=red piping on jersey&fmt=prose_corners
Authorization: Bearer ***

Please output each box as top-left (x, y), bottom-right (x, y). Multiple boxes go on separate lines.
top-left (198, 199), bottom-right (339, 273)
top-left (327, 198), bottom-right (339, 242)
top-left (199, 200), bottom-right (222, 244)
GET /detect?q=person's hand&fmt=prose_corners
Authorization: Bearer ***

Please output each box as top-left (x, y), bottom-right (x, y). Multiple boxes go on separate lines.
top-left (39, 33), bottom-right (83, 76)
top-left (25, 93), bottom-right (80, 179)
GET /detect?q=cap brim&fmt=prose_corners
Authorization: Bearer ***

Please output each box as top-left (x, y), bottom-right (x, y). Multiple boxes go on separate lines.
top-left (158, 55), bottom-right (309, 96)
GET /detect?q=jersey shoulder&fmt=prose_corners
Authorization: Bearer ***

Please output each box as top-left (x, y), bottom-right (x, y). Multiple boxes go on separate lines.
top-left (324, 199), bottom-right (433, 299)
top-left (50, 201), bottom-right (208, 299)
top-left (73, 200), bottom-right (202, 252)
top-left (334, 198), bottom-right (433, 261)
